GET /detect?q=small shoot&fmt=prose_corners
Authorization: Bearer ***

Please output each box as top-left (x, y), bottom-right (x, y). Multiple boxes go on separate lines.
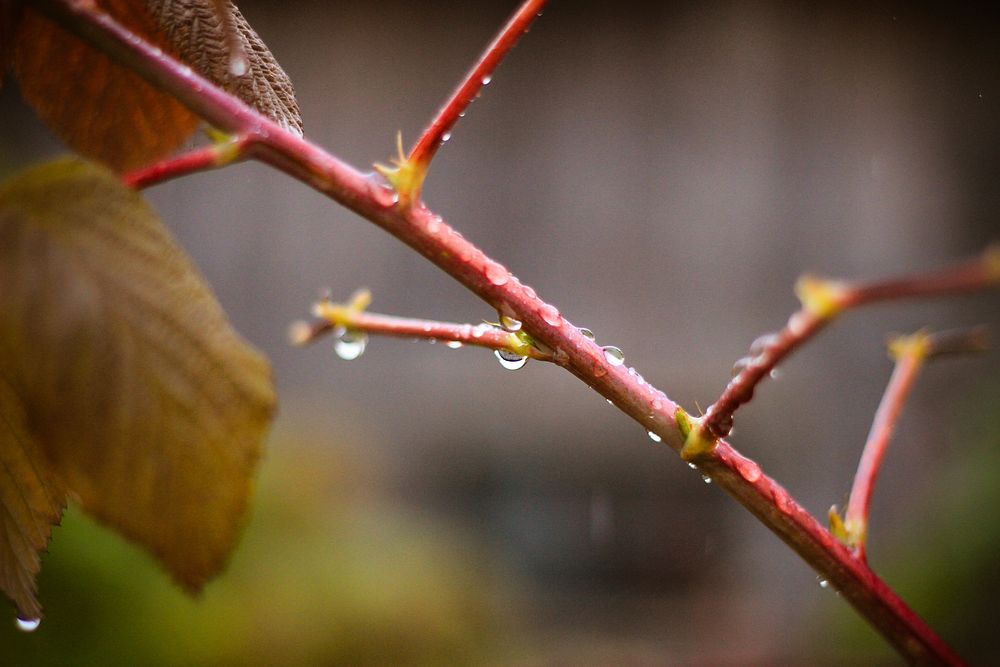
top-left (795, 275), bottom-right (848, 319)
top-left (676, 407), bottom-right (717, 461)
top-left (374, 132), bottom-right (429, 207)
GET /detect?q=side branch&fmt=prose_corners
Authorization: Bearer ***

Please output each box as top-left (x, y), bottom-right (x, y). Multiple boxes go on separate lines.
top-left (290, 289), bottom-right (551, 361)
top-left (701, 250), bottom-right (1000, 440)
top-left (36, 1), bottom-right (967, 662)
top-left (835, 328), bottom-right (989, 562)
top-left (123, 133), bottom-right (255, 189)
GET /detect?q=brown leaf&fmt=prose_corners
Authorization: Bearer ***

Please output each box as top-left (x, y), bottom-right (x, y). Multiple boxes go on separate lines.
top-left (0, 0), bottom-right (21, 89)
top-left (0, 158), bottom-right (276, 600)
top-left (144, 0), bottom-right (304, 136)
top-left (13, 1), bottom-right (200, 172)
top-left (0, 376), bottom-right (65, 622)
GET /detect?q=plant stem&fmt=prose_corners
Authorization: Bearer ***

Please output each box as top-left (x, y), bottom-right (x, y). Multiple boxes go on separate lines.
top-left (702, 253), bottom-right (1000, 440)
top-left (291, 301), bottom-right (551, 360)
top-left (122, 134), bottom-right (254, 189)
top-left (405, 0), bottom-right (548, 187)
top-left (33, 0), bottom-right (980, 662)
top-left (842, 328), bottom-right (989, 562)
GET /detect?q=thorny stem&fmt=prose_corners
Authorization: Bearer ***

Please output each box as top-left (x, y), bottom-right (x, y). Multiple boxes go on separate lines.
top-left (122, 133), bottom-right (255, 189)
top-left (403, 0), bottom-right (548, 200)
top-left (701, 251), bottom-right (1000, 441)
top-left (290, 290), bottom-right (550, 360)
top-left (839, 328), bottom-right (990, 563)
top-left (34, 0), bottom-right (990, 663)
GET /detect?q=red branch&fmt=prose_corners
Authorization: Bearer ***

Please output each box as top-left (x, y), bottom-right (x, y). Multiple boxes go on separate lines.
top-left (290, 310), bottom-right (552, 361)
top-left (701, 253), bottom-right (1000, 440)
top-left (34, 0), bottom-right (985, 663)
top-left (122, 134), bottom-right (255, 189)
top-left (407, 0), bottom-right (548, 174)
top-left (843, 328), bottom-right (989, 563)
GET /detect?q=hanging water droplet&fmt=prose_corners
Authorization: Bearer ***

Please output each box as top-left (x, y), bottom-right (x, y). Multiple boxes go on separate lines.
top-left (602, 346), bottom-right (625, 366)
top-left (818, 578), bottom-right (830, 589)
top-left (16, 617), bottom-right (40, 632)
top-left (441, 132), bottom-right (452, 143)
top-left (446, 341), bottom-right (463, 349)
top-left (481, 75), bottom-right (492, 85)
top-left (495, 349), bottom-right (527, 370)
top-left (769, 368), bottom-right (781, 380)
top-left (334, 329), bottom-right (367, 360)
top-left (459, 111), bottom-right (466, 117)
top-left (701, 475), bottom-right (712, 484)
top-left (647, 431), bottom-right (662, 443)
top-left (579, 327), bottom-right (596, 341)
top-left (486, 263), bottom-right (509, 286)
top-left (688, 462), bottom-right (697, 469)
top-left (540, 304), bottom-right (561, 326)
top-left (499, 314), bottom-right (522, 332)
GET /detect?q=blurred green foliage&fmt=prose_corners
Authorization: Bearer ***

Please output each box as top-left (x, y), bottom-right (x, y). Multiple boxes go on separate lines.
top-left (0, 433), bottom-right (502, 666)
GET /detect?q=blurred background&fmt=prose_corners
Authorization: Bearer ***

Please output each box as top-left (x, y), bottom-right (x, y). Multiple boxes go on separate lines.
top-left (2, 0), bottom-right (999, 664)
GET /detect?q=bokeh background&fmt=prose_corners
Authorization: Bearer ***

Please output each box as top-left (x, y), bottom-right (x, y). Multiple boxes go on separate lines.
top-left (2, 1), bottom-right (999, 664)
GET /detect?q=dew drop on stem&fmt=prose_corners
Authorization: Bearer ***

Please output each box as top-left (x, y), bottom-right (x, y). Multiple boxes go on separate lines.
top-left (481, 75), bottom-right (492, 85)
top-left (701, 475), bottom-right (712, 484)
top-left (602, 346), bottom-right (625, 366)
top-left (495, 349), bottom-right (527, 370)
top-left (486, 263), bottom-right (509, 286)
top-left (540, 304), bottom-right (561, 326)
top-left (647, 431), bottom-right (662, 443)
top-left (578, 327), bottom-right (596, 341)
top-left (446, 341), bottom-right (463, 349)
top-left (500, 314), bottom-right (522, 332)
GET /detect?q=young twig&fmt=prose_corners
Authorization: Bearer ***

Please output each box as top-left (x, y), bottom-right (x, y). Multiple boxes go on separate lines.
top-left (123, 132), bottom-right (255, 189)
top-left (409, 0), bottom-right (546, 191)
top-left (35, 0), bottom-right (989, 663)
top-left (831, 327), bottom-right (990, 562)
top-left (289, 289), bottom-right (551, 361)
top-left (701, 250), bottom-right (1000, 440)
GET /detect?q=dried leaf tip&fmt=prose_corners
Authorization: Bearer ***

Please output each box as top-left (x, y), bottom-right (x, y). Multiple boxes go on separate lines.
top-left (374, 132), bottom-right (428, 206)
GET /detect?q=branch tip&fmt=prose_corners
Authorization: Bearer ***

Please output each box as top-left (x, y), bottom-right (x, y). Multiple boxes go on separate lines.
top-left (795, 275), bottom-right (847, 319)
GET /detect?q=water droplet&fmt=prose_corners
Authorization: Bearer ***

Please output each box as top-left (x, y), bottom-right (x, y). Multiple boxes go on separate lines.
top-left (701, 475), bottom-right (712, 484)
top-left (391, 192), bottom-right (400, 205)
top-left (495, 349), bottom-right (527, 370)
top-left (731, 356), bottom-right (754, 377)
top-left (522, 285), bottom-right (537, 299)
top-left (229, 54), bottom-right (249, 77)
top-left (441, 132), bottom-right (452, 142)
top-left (749, 332), bottom-right (778, 355)
top-left (540, 304), bottom-right (561, 326)
top-left (427, 217), bottom-right (441, 234)
top-left (499, 314), bottom-right (522, 332)
top-left (579, 327), bottom-right (596, 341)
top-left (486, 263), bottom-right (509, 286)
top-left (647, 431), bottom-right (662, 443)
top-left (16, 617), bottom-right (40, 632)
top-left (602, 346), bottom-right (625, 366)
top-left (458, 111), bottom-right (466, 117)
top-left (736, 458), bottom-right (762, 483)
top-left (481, 75), bottom-right (492, 85)
top-left (818, 578), bottom-right (830, 589)
top-left (653, 399), bottom-right (663, 410)
top-left (334, 329), bottom-right (367, 360)
top-left (688, 462), bottom-right (697, 469)
top-left (446, 341), bottom-right (463, 349)
top-left (769, 368), bottom-right (780, 380)
top-left (472, 323), bottom-right (490, 338)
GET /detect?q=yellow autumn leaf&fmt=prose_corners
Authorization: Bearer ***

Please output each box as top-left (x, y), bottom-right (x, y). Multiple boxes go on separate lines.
top-left (0, 157), bottom-right (276, 617)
